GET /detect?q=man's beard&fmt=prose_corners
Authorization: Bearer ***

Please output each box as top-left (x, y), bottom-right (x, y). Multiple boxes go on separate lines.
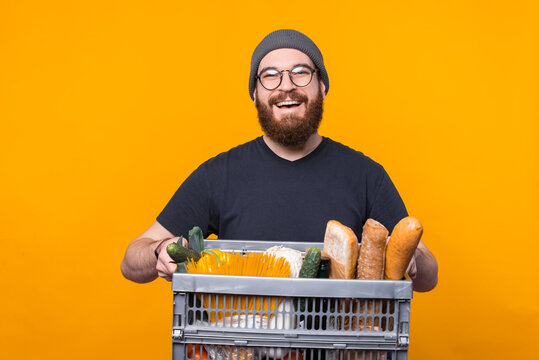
top-left (255, 90), bottom-right (324, 147)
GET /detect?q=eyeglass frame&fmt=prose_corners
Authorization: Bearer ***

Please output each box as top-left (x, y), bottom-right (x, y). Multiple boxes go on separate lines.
top-left (256, 64), bottom-right (319, 91)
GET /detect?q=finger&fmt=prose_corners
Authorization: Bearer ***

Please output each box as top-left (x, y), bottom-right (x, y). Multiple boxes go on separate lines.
top-left (157, 258), bottom-right (177, 277)
top-left (157, 267), bottom-right (173, 280)
top-left (405, 252), bottom-right (418, 278)
top-left (156, 258), bottom-right (170, 274)
top-left (181, 237), bottom-right (188, 247)
top-left (156, 263), bottom-right (166, 275)
top-left (160, 250), bottom-right (173, 263)
top-left (167, 261), bottom-right (178, 274)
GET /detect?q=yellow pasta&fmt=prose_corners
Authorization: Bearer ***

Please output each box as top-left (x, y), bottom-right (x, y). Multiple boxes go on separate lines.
top-left (186, 252), bottom-right (291, 322)
top-left (186, 252), bottom-right (290, 277)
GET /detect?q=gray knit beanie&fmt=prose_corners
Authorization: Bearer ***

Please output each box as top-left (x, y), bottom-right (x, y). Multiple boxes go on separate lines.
top-left (249, 29), bottom-right (329, 100)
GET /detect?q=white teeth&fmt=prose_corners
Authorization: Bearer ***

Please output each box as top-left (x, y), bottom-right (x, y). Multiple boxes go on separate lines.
top-left (276, 101), bottom-right (300, 107)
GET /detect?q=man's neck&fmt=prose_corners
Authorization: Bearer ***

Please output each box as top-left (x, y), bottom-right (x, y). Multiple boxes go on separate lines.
top-left (262, 133), bottom-right (323, 162)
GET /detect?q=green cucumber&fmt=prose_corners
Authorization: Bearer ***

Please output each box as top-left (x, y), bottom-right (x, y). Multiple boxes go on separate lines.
top-left (166, 242), bottom-right (201, 263)
top-left (299, 247), bottom-right (322, 278)
top-left (298, 247), bottom-right (322, 313)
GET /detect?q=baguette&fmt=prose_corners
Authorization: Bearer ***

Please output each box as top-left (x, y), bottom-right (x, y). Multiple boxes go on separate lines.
top-left (384, 217), bottom-right (423, 280)
top-left (356, 219), bottom-right (389, 280)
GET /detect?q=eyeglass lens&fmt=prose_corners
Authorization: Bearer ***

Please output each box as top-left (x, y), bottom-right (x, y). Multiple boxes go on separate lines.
top-left (259, 66), bottom-right (314, 90)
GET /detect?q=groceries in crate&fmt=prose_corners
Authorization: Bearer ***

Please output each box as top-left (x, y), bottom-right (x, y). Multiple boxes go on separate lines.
top-left (166, 226), bottom-right (207, 272)
top-left (322, 217), bottom-right (422, 280)
top-left (264, 246), bottom-right (303, 277)
top-left (186, 252), bottom-right (290, 277)
top-left (167, 243), bottom-right (201, 263)
top-left (356, 219), bottom-right (388, 280)
top-left (317, 256), bottom-right (330, 278)
top-left (298, 247), bottom-right (322, 278)
top-left (322, 220), bottom-right (359, 279)
top-left (205, 345), bottom-right (253, 360)
top-left (187, 344), bottom-right (208, 360)
top-left (166, 227), bottom-right (316, 278)
top-left (169, 216), bottom-right (422, 280)
top-left (171, 223), bottom-right (415, 360)
top-left (335, 350), bottom-right (386, 360)
top-left (297, 247), bottom-right (322, 312)
top-left (384, 216), bottom-right (423, 280)
top-left (281, 351), bottom-right (303, 360)
top-left (184, 250), bottom-right (294, 333)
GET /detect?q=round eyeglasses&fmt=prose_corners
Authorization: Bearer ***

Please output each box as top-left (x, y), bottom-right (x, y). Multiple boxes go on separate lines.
top-left (256, 65), bottom-right (318, 90)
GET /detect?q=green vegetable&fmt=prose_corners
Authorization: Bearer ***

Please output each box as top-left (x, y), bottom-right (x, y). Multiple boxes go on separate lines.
top-left (176, 261), bottom-right (188, 273)
top-left (298, 247), bottom-right (322, 312)
top-left (299, 247), bottom-right (322, 278)
top-left (166, 242), bottom-right (201, 263)
top-left (188, 226), bottom-right (205, 254)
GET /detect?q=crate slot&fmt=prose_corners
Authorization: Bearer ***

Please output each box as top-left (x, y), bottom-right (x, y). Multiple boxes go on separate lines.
top-left (179, 344), bottom-right (400, 360)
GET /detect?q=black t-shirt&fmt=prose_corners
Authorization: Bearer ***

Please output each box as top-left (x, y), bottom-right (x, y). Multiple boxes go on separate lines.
top-left (157, 136), bottom-right (408, 242)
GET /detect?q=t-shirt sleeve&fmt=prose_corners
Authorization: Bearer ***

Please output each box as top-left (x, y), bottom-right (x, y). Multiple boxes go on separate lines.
top-left (367, 166), bottom-right (408, 233)
top-left (156, 163), bottom-right (216, 238)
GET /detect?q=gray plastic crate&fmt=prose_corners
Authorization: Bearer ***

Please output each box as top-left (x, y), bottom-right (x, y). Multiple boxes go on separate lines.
top-left (171, 240), bottom-right (413, 360)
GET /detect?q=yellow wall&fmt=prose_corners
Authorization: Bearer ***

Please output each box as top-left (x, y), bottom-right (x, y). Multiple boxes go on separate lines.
top-left (1, 1), bottom-right (537, 359)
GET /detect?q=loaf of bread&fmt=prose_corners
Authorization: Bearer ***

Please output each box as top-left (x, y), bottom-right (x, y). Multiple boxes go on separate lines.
top-left (322, 220), bottom-right (359, 279)
top-left (356, 219), bottom-right (389, 280)
top-left (384, 216), bottom-right (423, 280)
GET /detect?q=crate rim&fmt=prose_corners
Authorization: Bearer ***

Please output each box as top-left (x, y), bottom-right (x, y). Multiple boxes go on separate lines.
top-left (172, 273), bottom-right (412, 299)
top-left (173, 239), bottom-right (412, 299)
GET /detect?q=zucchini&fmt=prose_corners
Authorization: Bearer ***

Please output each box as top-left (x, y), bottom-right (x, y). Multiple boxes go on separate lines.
top-left (299, 247), bottom-right (322, 278)
top-left (166, 242), bottom-right (201, 263)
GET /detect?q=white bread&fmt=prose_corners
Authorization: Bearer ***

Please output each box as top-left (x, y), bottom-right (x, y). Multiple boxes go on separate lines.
top-left (322, 220), bottom-right (359, 279)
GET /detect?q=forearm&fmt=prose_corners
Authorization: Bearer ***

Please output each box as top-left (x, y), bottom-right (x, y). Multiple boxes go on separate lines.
top-left (408, 242), bottom-right (438, 292)
top-left (121, 237), bottom-right (160, 283)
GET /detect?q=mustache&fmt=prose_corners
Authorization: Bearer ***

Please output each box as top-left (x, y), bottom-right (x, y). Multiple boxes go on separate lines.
top-left (268, 91), bottom-right (308, 106)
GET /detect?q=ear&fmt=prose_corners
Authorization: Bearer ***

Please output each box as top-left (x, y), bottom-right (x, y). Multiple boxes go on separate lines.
top-left (253, 88), bottom-right (257, 104)
top-left (320, 81), bottom-right (326, 100)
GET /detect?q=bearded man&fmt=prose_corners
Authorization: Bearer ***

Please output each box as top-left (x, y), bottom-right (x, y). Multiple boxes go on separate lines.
top-left (121, 29), bottom-right (438, 292)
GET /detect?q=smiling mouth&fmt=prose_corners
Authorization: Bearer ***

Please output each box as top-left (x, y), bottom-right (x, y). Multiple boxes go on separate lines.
top-left (275, 100), bottom-right (302, 108)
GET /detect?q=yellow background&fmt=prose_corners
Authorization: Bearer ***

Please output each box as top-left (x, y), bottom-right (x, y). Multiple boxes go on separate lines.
top-left (1, 0), bottom-right (537, 359)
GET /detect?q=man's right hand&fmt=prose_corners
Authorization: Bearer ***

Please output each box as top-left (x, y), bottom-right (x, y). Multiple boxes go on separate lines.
top-left (121, 221), bottom-right (189, 283)
top-left (155, 237), bottom-right (189, 281)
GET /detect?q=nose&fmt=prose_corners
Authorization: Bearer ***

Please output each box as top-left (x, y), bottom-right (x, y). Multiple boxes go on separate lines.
top-left (278, 70), bottom-right (295, 91)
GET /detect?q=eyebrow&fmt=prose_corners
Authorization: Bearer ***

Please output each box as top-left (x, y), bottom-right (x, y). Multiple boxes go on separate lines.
top-left (258, 63), bottom-right (313, 74)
